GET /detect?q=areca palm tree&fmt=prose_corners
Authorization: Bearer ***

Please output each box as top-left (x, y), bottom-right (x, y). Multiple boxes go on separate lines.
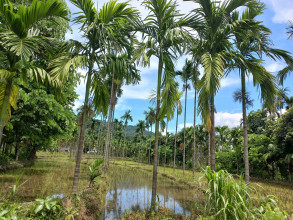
top-left (135, 0), bottom-right (198, 208)
top-left (103, 54), bottom-right (140, 168)
top-left (51, 0), bottom-right (139, 194)
top-left (230, 2), bottom-right (292, 183)
top-left (121, 110), bottom-right (133, 159)
top-left (191, 62), bottom-right (200, 181)
top-left (189, 0), bottom-right (260, 171)
top-left (136, 120), bottom-right (146, 162)
top-left (144, 107), bottom-right (156, 164)
top-left (173, 91), bottom-right (183, 176)
top-left (0, 0), bottom-right (69, 144)
top-left (178, 60), bottom-right (193, 177)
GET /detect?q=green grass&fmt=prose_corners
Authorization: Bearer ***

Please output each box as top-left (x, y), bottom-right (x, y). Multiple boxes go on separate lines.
top-left (0, 155), bottom-right (94, 202)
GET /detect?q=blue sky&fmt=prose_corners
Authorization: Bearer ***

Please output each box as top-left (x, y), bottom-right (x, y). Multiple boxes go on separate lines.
top-left (66, 0), bottom-right (293, 133)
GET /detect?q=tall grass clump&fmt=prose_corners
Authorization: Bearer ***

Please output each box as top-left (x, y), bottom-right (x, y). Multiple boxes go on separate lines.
top-left (203, 167), bottom-right (291, 219)
top-left (204, 166), bottom-right (254, 219)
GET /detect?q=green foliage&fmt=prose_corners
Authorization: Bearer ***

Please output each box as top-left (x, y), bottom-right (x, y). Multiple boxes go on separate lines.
top-left (30, 197), bottom-right (64, 219)
top-left (204, 166), bottom-right (254, 219)
top-left (0, 153), bottom-right (11, 166)
top-left (260, 204), bottom-right (290, 220)
top-left (88, 158), bottom-right (104, 185)
top-left (10, 174), bottom-right (29, 198)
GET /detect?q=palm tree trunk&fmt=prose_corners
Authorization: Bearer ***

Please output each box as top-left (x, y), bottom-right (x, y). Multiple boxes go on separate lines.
top-left (183, 84), bottom-right (187, 177)
top-left (138, 135), bottom-right (142, 163)
top-left (173, 108), bottom-right (179, 176)
top-left (193, 88), bottom-right (197, 181)
top-left (96, 115), bottom-right (104, 157)
top-left (0, 79), bottom-right (13, 145)
top-left (164, 120), bottom-right (168, 172)
top-left (123, 131), bottom-right (126, 159)
top-left (109, 104), bottom-right (116, 158)
top-left (241, 69), bottom-right (250, 183)
top-left (210, 97), bottom-right (216, 171)
top-left (208, 132), bottom-right (210, 166)
top-left (149, 124), bottom-right (152, 164)
top-left (72, 69), bottom-right (92, 195)
top-left (151, 55), bottom-right (163, 210)
top-left (104, 71), bottom-right (115, 169)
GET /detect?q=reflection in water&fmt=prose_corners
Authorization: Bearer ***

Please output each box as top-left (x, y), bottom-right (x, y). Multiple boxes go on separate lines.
top-left (103, 166), bottom-right (195, 219)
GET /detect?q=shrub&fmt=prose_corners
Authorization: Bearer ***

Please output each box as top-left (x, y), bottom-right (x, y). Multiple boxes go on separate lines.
top-left (29, 197), bottom-right (64, 219)
top-left (88, 158), bottom-right (104, 185)
top-left (0, 153), bottom-right (11, 166)
top-left (204, 167), bottom-right (254, 219)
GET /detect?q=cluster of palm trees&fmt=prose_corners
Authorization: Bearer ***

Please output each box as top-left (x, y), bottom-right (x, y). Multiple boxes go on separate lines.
top-left (1, 0), bottom-right (293, 211)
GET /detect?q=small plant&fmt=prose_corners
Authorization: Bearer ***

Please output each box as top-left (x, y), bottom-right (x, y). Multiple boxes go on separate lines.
top-left (88, 158), bottom-right (104, 186)
top-left (30, 196), bottom-right (64, 219)
top-left (10, 174), bottom-right (29, 198)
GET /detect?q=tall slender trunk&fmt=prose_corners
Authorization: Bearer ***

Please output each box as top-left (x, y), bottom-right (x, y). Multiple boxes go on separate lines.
top-left (149, 124), bottom-right (152, 164)
top-left (151, 54), bottom-right (163, 210)
top-left (0, 79), bottom-right (13, 145)
top-left (15, 143), bottom-right (19, 161)
top-left (183, 83), bottom-right (187, 177)
top-left (241, 69), bottom-right (249, 183)
top-left (210, 97), bottom-right (216, 171)
top-left (193, 88), bottom-right (197, 181)
top-left (123, 126), bottom-right (127, 159)
top-left (109, 104), bottom-right (116, 158)
top-left (104, 71), bottom-right (115, 169)
top-left (164, 121), bottom-right (168, 172)
top-left (208, 132), bottom-right (210, 166)
top-left (173, 108), bottom-right (179, 176)
top-left (96, 115), bottom-right (103, 157)
top-left (72, 67), bottom-right (92, 195)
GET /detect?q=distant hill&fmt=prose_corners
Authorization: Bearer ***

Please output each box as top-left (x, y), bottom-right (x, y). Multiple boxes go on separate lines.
top-left (124, 125), bottom-right (154, 138)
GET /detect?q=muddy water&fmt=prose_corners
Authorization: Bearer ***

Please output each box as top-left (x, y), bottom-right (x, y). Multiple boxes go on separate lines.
top-left (103, 165), bottom-right (197, 219)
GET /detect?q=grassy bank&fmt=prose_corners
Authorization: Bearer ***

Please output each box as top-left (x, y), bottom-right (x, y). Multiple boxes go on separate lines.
top-left (0, 153), bottom-right (109, 219)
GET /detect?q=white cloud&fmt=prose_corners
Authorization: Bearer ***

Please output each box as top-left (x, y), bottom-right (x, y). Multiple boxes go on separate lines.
top-left (266, 62), bottom-right (286, 73)
top-left (221, 77), bottom-right (241, 88)
top-left (115, 98), bottom-right (132, 111)
top-left (179, 123), bottom-right (193, 130)
top-left (266, 0), bottom-right (293, 24)
top-left (215, 112), bottom-right (242, 128)
top-left (121, 73), bottom-right (154, 100)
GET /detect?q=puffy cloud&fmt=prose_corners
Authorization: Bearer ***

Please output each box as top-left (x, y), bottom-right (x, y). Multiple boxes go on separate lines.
top-left (266, 0), bottom-right (293, 24)
top-left (221, 77), bottom-right (241, 88)
top-left (215, 112), bottom-right (242, 128)
top-left (266, 62), bottom-right (286, 73)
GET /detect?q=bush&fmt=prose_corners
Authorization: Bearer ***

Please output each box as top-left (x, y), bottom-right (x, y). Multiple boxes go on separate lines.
top-left (0, 153), bottom-right (11, 166)
top-left (203, 167), bottom-right (291, 220)
top-left (29, 197), bottom-right (64, 219)
top-left (204, 167), bottom-right (254, 219)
